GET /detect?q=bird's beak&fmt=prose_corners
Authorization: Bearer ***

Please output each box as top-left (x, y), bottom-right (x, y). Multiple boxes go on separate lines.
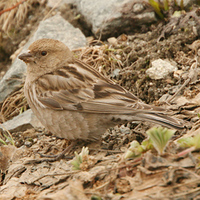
top-left (18, 51), bottom-right (34, 63)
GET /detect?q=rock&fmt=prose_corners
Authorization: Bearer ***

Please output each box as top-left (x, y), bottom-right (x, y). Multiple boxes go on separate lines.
top-left (47, 0), bottom-right (76, 8)
top-left (75, 0), bottom-right (156, 39)
top-left (175, 0), bottom-right (194, 8)
top-left (107, 37), bottom-right (118, 46)
top-left (111, 68), bottom-right (121, 78)
top-left (119, 125), bottom-right (130, 134)
top-left (0, 109), bottom-right (44, 133)
top-left (146, 59), bottom-right (178, 80)
top-left (0, 14), bottom-right (87, 102)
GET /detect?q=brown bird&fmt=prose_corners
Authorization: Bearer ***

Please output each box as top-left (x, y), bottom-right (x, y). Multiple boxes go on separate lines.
top-left (19, 38), bottom-right (184, 142)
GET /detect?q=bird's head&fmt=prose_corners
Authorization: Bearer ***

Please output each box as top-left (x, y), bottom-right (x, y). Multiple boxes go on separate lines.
top-left (18, 38), bottom-right (74, 82)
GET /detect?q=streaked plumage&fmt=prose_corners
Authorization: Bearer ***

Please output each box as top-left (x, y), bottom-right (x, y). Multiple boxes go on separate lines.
top-left (19, 38), bottom-right (184, 141)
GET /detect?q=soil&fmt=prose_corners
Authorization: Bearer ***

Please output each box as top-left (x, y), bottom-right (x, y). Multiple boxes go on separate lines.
top-left (0, 1), bottom-right (200, 200)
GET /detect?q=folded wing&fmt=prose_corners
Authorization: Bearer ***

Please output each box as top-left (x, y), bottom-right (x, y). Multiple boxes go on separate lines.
top-left (32, 59), bottom-right (184, 129)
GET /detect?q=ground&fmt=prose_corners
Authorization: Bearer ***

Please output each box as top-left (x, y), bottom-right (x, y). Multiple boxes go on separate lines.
top-left (0, 1), bottom-right (200, 200)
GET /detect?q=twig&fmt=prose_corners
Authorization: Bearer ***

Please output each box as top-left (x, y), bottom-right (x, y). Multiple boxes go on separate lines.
top-left (93, 181), bottom-right (110, 190)
top-left (31, 171), bottom-right (79, 183)
top-left (0, 0), bottom-right (27, 16)
top-left (166, 78), bottom-right (190, 103)
top-left (42, 0), bottom-right (63, 21)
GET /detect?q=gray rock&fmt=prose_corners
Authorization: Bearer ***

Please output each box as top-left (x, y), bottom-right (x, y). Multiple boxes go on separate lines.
top-left (0, 14), bottom-right (87, 102)
top-left (0, 109), bottom-right (44, 133)
top-left (47, 0), bottom-right (76, 8)
top-left (75, 0), bottom-right (156, 38)
top-left (172, 0), bottom-right (194, 8)
top-left (146, 59), bottom-right (178, 80)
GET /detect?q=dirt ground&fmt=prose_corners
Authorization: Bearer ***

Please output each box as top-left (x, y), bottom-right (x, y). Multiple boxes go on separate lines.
top-left (0, 1), bottom-right (200, 200)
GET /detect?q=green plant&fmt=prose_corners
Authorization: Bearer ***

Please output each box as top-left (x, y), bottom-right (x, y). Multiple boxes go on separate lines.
top-left (125, 127), bottom-right (175, 159)
top-left (0, 125), bottom-right (15, 146)
top-left (147, 126), bottom-right (175, 155)
top-left (125, 140), bottom-right (144, 159)
top-left (149, 0), bottom-right (186, 19)
top-left (71, 146), bottom-right (89, 170)
top-left (177, 133), bottom-right (200, 149)
top-left (148, 0), bottom-right (165, 19)
top-left (176, 133), bottom-right (200, 157)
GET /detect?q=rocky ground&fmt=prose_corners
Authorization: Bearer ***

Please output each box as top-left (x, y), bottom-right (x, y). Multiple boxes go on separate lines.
top-left (0, 0), bottom-right (200, 199)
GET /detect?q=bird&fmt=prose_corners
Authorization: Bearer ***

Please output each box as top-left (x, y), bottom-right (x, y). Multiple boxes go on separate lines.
top-left (18, 38), bottom-right (184, 142)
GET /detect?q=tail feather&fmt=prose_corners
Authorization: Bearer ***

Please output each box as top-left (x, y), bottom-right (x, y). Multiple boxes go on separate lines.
top-left (135, 112), bottom-right (184, 130)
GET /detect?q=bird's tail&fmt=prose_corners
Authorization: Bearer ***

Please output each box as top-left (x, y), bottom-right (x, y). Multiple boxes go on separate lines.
top-left (133, 112), bottom-right (184, 130)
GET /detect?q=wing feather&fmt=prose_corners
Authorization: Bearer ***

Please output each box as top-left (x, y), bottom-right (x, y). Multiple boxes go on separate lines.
top-left (33, 60), bottom-right (162, 114)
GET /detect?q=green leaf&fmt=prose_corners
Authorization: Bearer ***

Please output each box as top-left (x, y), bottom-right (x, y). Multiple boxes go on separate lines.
top-left (177, 133), bottom-right (200, 149)
top-left (124, 140), bottom-right (144, 159)
top-left (180, 0), bottom-right (184, 10)
top-left (91, 196), bottom-right (102, 200)
top-left (0, 125), bottom-right (15, 146)
top-left (147, 127), bottom-right (175, 155)
top-left (0, 138), bottom-right (7, 145)
top-left (163, 0), bottom-right (169, 11)
top-left (149, 0), bottom-right (164, 19)
top-left (141, 138), bottom-right (154, 150)
top-left (177, 137), bottom-right (195, 148)
top-left (71, 146), bottom-right (89, 170)
top-left (194, 134), bottom-right (200, 149)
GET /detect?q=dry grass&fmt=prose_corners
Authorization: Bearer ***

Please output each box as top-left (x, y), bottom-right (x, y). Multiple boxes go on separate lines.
top-left (0, 86), bottom-right (28, 123)
top-left (0, 0), bottom-right (39, 33)
top-left (73, 41), bottom-right (125, 75)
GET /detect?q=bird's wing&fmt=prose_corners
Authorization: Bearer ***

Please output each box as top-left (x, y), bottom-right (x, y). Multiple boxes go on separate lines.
top-left (33, 59), bottom-right (160, 114)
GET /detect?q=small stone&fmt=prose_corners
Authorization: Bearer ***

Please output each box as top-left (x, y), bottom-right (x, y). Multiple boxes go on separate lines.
top-left (132, 3), bottom-right (144, 13)
top-left (119, 125), bottom-right (130, 134)
top-left (146, 59), bottom-right (178, 80)
top-left (24, 140), bottom-right (33, 147)
top-left (107, 37), bottom-right (118, 46)
top-left (112, 69), bottom-right (120, 77)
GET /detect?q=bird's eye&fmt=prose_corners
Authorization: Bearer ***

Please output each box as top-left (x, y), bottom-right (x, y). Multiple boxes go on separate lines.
top-left (41, 51), bottom-right (47, 56)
